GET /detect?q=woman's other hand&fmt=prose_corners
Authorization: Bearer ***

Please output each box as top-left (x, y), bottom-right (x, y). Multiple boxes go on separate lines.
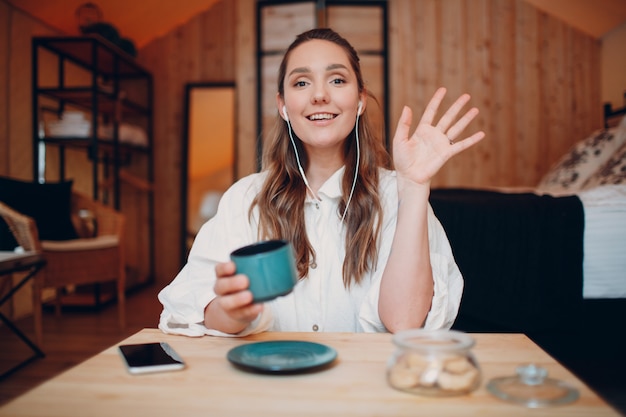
top-left (392, 87), bottom-right (485, 186)
top-left (204, 261), bottom-right (263, 334)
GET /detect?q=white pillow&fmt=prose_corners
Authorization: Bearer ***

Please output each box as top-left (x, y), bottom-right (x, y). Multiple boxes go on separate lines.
top-left (537, 119), bottom-right (626, 195)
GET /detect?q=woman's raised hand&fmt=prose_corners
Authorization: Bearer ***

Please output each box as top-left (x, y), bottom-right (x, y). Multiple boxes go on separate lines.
top-left (392, 87), bottom-right (485, 186)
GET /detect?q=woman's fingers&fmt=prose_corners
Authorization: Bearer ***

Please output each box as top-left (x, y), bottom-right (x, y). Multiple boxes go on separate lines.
top-left (214, 260), bottom-right (258, 314)
top-left (217, 286), bottom-right (255, 312)
top-left (214, 273), bottom-right (249, 296)
top-left (419, 89), bottom-right (484, 149)
top-left (392, 105), bottom-right (413, 146)
top-left (446, 106), bottom-right (480, 143)
top-left (435, 93), bottom-right (471, 133)
top-left (215, 261), bottom-right (236, 278)
top-left (418, 87), bottom-right (447, 126)
top-left (213, 269), bottom-right (261, 322)
top-left (449, 130), bottom-right (486, 153)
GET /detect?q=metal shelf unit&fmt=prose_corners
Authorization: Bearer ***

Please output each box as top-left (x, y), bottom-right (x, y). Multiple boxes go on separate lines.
top-left (31, 36), bottom-right (155, 295)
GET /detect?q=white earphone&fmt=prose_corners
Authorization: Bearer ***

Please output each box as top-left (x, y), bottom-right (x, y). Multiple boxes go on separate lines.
top-left (282, 105), bottom-right (289, 122)
top-left (342, 100), bottom-right (362, 223)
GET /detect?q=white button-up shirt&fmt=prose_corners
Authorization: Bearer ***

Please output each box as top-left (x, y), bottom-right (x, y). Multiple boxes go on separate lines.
top-left (158, 168), bottom-right (463, 337)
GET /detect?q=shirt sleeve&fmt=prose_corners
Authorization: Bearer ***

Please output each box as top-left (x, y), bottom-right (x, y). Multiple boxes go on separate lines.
top-left (157, 174), bottom-right (273, 337)
top-left (422, 204), bottom-right (464, 330)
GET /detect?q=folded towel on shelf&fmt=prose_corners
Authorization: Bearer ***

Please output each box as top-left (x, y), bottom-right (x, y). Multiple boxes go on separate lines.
top-left (98, 123), bottom-right (148, 146)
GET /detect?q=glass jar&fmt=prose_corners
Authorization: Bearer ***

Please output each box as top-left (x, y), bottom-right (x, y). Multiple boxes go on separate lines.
top-left (387, 329), bottom-right (481, 396)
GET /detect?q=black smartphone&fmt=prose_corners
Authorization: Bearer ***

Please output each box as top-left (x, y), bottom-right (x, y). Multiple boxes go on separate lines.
top-left (118, 342), bottom-right (186, 375)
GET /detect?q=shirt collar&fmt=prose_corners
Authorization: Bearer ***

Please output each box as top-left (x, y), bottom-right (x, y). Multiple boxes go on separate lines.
top-left (317, 166), bottom-right (345, 200)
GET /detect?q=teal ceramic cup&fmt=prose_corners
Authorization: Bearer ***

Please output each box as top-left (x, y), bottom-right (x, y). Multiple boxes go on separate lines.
top-left (230, 240), bottom-right (298, 302)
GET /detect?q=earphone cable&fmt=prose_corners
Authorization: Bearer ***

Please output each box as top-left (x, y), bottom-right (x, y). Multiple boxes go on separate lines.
top-left (286, 119), bottom-right (318, 200)
top-left (341, 111), bottom-right (360, 223)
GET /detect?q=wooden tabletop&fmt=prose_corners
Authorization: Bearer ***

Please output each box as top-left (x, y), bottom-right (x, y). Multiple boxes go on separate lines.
top-left (0, 329), bottom-right (619, 417)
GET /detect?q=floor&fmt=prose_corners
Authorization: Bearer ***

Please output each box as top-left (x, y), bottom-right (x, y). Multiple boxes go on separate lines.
top-left (0, 285), bottom-right (625, 415)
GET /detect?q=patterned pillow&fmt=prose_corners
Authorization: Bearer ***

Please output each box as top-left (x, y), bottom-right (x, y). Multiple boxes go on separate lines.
top-left (537, 124), bottom-right (626, 195)
top-left (582, 142), bottom-right (626, 189)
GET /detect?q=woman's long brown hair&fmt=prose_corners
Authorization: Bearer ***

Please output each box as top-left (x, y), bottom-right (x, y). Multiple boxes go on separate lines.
top-left (251, 28), bottom-right (391, 288)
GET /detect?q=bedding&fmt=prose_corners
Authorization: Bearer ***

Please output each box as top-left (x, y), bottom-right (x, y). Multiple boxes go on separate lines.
top-left (535, 109), bottom-right (626, 299)
top-left (576, 185), bottom-right (626, 299)
top-left (581, 141), bottom-right (626, 188)
top-left (536, 127), bottom-right (625, 195)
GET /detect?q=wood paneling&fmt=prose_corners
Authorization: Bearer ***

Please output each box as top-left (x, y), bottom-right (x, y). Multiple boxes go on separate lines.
top-left (260, 2), bottom-right (315, 52)
top-left (327, 6), bottom-right (384, 51)
top-left (235, 0), bottom-right (257, 179)
top-left (0, 1), bottom-right (9, 175)
top-left (137, 0), bottom-right (237, 283)
top-left (3, 6), bottom-right (57, 180)
top-left (389, 0), bottom-right (601, 188)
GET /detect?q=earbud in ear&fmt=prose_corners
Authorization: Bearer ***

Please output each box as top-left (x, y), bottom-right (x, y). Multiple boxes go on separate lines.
top-left (357, 101), bottom-right (363, 115)
top-left (282, 105), bottom-right (289, 122)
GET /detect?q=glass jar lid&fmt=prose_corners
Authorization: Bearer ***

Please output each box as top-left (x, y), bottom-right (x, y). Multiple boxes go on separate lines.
top-left (487, 364), bottom-right (579, 407)
top-left (392, 329), bottom-right (475, 353)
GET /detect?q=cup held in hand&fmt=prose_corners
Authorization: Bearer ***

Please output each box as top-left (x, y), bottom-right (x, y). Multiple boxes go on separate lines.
top-left (230, 240), bottom-right (298, 302)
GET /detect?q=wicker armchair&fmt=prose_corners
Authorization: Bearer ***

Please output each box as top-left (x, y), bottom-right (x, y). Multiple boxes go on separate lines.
top-left (0, 191), bottom-right (125, 346)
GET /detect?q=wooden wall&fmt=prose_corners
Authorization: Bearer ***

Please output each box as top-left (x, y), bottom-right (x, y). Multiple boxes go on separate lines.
top-left (0, 1), bottom-right (7, 174)
top-left (602, 21), bottom-right (626, 106)
top-left (0, 1), bottom-right (58, 178)
top-left (388, 0), bottom-right (601, 187)
top-left (137, 0), bottom-right (238, 283)
top-left (2, 0), bottom-right (603, 286)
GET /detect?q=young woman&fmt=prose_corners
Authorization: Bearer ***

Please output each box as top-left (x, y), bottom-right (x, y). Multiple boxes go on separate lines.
top-left (158, 28), bottom-right (485, 336)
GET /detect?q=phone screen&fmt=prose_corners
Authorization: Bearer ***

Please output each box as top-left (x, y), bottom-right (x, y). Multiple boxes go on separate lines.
top-left (118, 342), bottom-right (186, 374)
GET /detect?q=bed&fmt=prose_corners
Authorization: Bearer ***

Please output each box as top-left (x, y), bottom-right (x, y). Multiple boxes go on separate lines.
top-left (430, 100), bottom-right (626, 334)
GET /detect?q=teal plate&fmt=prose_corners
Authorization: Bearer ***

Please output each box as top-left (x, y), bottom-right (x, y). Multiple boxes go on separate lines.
top-left (227, 340), bottom-right (337, 374)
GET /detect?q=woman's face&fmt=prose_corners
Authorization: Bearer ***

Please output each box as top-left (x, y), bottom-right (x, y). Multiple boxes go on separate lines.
top-left (279, 39), bottom-right (364, 157)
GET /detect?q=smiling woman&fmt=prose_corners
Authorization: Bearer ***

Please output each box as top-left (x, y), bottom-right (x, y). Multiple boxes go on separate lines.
top-left (158, 27), bottom-right (484, 338)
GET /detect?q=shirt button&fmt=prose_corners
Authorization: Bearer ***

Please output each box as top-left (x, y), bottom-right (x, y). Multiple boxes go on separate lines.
top-left (312, 324), bottom-right (319, 331)
top-left (315, 202), bottom-right (320, 209)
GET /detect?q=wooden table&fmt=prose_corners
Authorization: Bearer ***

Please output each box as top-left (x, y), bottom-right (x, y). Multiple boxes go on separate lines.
top-left (0, 251), bottom-right (45, 379)
top-left (0, 329), bottom-right (620, 417)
